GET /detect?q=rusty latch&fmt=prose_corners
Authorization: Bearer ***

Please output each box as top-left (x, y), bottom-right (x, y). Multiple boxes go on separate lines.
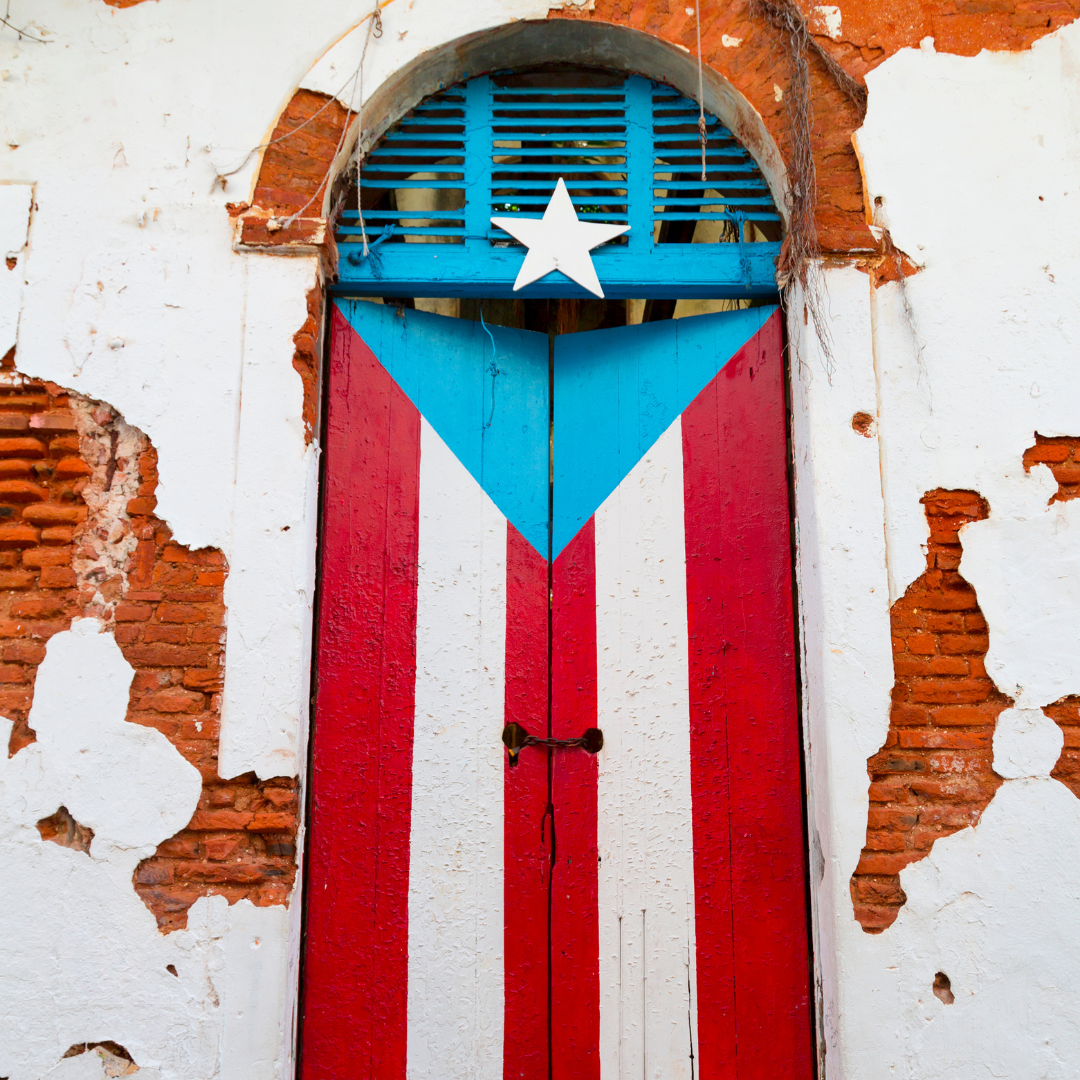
top-left (501, 721), bottom-right (603, 766)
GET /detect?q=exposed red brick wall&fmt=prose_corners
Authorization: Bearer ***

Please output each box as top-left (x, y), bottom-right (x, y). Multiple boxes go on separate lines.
top-left (554, 2), bottom-right (1079, 255)
top-left (250, 89), bottom-right (353, 217)
top-left (120, 493), bottom-right (298, 932)
top-left (1023, 434), bottom-right (1080, 796)
top-left (1048, 696), bottom-right (1080, 795)
top-left (0, 377), bottom-right (87, 755)
top-left (37, 805), bottom-right (94, 854)
top-left (851, 489), bottom-right (1011, 933)
top-left (293, 284), bottom-right (324, 444)
top-left (0, 364), bottom-right (298, 932)
top-left (1023, 432), bottom-right (1080, 502)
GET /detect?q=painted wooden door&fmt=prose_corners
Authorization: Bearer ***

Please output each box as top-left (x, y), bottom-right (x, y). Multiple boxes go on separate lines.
top-left (301, 300), bottom-right (811, 1080)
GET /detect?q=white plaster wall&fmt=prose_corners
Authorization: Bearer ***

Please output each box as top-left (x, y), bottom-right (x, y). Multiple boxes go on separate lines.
top-left (3, 1), bottom-right (1080, 1077)
top-left (0, 620), bottom-right (290, 1080)
top-left (0, 2), bottom-right (567, 1075)
top-left (788, 269), bottom-right (895, 1071)
top-left (791, 18), bottom-right (1080, 1080)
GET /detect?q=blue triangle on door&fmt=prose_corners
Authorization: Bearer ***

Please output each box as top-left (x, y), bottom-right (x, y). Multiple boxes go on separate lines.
top-left (335, 299), bottom-right (551, 555)
top-left (334, 300), bottom-right (776, 560)
top-left (552, 308), bottom-right (776, 556)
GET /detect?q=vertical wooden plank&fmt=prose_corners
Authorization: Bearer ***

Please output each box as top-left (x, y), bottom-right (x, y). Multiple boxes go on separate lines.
top-left (682, 310), bottom-right (812, 1079)
top-left (504, 523), bottom-right (551, 1080)
top-left (407, 420), bottom-right (507, 1079)
top-left (465, 75), bottom-right (494, 258)
top-left (301, 306), bottom-right (420, 1080)
top-left (623, 75), bottom-right (655, 258)
top-left (551, 519), bottom-right (601, 1080)
top-left (594, 421), bottom-right (698, 1080)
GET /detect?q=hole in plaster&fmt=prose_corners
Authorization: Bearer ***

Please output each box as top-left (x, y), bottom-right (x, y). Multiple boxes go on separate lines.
top-left (5, 256), bottom-right (15, 271)
top-left (851, 489), bottom-right (1005, 933)
top-left (851, 411), bottom-right (876, 437)
top-left (933, 971), bottom-right (955, 1005)
top-left (166, 964), bottom-right (178, 977)
top-left (62, 1043), bottom-right (138, 1076)
top-left (37, 805), bottom-right (95, 854)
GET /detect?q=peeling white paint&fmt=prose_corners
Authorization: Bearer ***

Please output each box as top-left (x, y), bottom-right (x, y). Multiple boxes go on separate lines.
top-left (812, 5), bottom-right (843, 41)
top-left (789, 268), bottom-right (895, 1074)
top-left (0, 182), bottom-right (32, 357)
top-left (2, 1), bottom-right (1080, 1077)
top-left (992, 707), bottom-right (1063, 779)
top-left (851, 779), bottom-right (1080, 1078)
top-left (300, 0), bottom-right (569, 110)
top-left (962, 476), bottom-right (1080, 710)
top-left (800, 18), bottom-right (1080, 1080)
top-left (219, 256), bottom-right (320, 781)
top-left (0, 622), bottom-right (288, 1080)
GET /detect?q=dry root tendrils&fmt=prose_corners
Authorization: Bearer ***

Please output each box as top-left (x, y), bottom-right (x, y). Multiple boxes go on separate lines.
top-left (750, 0), bottom-right (868, 381)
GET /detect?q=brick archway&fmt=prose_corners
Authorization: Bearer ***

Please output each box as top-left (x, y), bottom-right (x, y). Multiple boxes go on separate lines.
top-left (234, 0), bottom-right (1079, 286)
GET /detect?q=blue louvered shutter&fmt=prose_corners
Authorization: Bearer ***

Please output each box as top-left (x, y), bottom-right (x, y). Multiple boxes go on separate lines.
top-left (335, 71), bottom-right (780, 299)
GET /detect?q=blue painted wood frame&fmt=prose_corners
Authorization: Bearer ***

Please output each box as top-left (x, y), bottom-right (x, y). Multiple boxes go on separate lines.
top-left (333, 75), bottom-right (782, 300)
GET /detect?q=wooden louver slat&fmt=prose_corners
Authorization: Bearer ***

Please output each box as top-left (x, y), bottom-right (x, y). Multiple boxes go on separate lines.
top-left (334, 69), bottom-right (782, 299)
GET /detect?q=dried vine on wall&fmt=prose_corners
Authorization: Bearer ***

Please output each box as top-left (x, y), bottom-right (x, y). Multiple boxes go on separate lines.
top-left (749, 0), bottom-right (867, 372)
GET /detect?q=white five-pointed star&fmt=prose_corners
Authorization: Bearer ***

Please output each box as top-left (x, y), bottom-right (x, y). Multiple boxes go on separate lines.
top-left (490, 177), bottom-right (630, 298)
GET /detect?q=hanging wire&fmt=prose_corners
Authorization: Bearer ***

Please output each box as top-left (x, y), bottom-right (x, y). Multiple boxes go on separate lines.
top-left (212, 1), bottom-right (387, 201)
top-left (480, 307), bottom-right (499, 429)
top-left (214, 64), bottom-right (365, 192)
top-left (694, 6), bottom-right (708, 183)
top-left (282, 1), bottom-right (383, 230)
top-left (355, 1), bottom-right (384, 257)
top-left (749, 0), bottom-right (842, 378)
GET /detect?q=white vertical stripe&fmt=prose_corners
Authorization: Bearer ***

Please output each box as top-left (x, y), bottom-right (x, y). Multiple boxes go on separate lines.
top-left (408, 420), bottom-right (506, 1080)
top-left (595, 418), bottom-right (698, 1080)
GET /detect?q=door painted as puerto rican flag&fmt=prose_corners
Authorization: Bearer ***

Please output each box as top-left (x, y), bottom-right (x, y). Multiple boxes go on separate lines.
top-left (300, 300), bottom-right (812, 1080)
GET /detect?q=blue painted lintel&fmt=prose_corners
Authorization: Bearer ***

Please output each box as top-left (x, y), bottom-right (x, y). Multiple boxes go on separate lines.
top-left (332, 242), bottom-right (781, 300)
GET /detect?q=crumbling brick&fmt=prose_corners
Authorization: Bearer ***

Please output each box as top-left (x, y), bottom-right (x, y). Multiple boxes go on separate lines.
top-left (851, 489), bottom-right (1011, 933)
top-left (293, 284), bottom-right (323, 443)
top-left (1024, 433), bottom-right (1080, 503)
top-left (37, 805), bottom-right (94, 854)
top-left (1024, 434), bottom-right (1080, 793)
top-left (251, 90), bottom-right (353, 217)
top-left (0, 362), bottom-right (298, 932)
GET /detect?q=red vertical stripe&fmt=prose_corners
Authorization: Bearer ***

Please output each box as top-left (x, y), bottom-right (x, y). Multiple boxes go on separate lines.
top-left (301, 308), bottom-right (420, 1080)
top-left (504, 524), bottom-right (551, 1080)
top-left (551, 518), bottom-right (600, 1080)
top-left (682, 310), bottom-right (812, 1079)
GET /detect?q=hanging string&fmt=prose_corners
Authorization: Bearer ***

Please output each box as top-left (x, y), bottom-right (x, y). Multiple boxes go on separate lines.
top-left (213, 1), bottom-right (386, 218)
top-left (695, 5), bottom-right (707, 182)
top-left (213, 62), bottom-right (367, 192)
top-left (281, 1), bottom-right (382, 230)
top-left (282, 63), bottom-right (362, 227)
top-left (1, 0), bottom-right (48, 43)
top-left (480, 307), bottom-right (499, 429)
top-left (356, 1), bottom-right (384, 258)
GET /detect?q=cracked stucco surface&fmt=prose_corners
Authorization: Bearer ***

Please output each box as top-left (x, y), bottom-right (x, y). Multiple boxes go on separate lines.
top-left (1, 2), bottom-right (1080, 1077)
